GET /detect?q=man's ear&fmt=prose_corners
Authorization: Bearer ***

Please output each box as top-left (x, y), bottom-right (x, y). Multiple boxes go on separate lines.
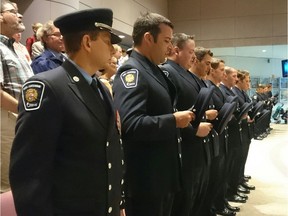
top-left (143, 32), bottom-right (154, 44)
top-left (174, 46), bottom-right (180, 55)
top-left (82, 34), bottom-right (91, 51)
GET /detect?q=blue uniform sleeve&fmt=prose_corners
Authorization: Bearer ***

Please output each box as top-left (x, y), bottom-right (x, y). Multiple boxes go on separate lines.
top-left (9, 77), bottom-right (62, 215)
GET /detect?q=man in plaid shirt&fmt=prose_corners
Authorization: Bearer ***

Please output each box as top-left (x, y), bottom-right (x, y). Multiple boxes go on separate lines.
top-left (0, 0), bottom-right (33, 192)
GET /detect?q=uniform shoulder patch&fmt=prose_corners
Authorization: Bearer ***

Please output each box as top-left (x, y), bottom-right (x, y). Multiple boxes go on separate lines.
top-left (22, 80), bottom-right (45, 111)
top-left (120, 69), bottom-right (139, 88)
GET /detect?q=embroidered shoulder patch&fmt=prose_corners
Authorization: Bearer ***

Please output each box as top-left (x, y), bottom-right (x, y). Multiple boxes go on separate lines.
top-left (22, 81), bottom-right (45, 111)
top-left (120, 69), bottom-right (139, 88)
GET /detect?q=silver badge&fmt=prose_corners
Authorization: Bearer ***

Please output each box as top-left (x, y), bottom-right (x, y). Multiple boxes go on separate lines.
top-left (73, 76), bottom-right (80, 82)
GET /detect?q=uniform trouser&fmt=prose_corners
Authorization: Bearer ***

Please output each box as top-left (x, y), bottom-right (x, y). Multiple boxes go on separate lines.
top-left (1, 108), bottom-right (17, 193)
top-left (125, 193), bottom-right (174, 216)
top-left (239, 122), bottom-right (252, 182)
top-left (201, 153), bottom-right (226, 216)
top-left (189, 165), bottom-right (210, 216)
top-left (226, 145), bottom-right (242, 197)
top-left (170, 164), bottom-right (210, 216)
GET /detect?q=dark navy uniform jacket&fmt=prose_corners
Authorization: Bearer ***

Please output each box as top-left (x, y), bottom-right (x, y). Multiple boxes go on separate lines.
top-left (10, 60), bottom-right (124, 216)
top-left (161, 59), bottom-right (210, 169)
top-left (233, 86), bottom-right (254, 140)
top-left (113, 51), bottom-right (181, 197)
top-left (206, 80), bottom-right (229, 155)
top-left (220, 83), bottom-right (242, 149)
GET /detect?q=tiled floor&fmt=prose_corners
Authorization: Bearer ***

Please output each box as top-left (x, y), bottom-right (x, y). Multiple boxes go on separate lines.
top-left (232, 123), bottom-right (288, 216)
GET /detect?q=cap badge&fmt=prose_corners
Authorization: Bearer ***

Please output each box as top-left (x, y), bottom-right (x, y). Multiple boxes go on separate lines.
top-left (95, 22), bottom-right (112, 31)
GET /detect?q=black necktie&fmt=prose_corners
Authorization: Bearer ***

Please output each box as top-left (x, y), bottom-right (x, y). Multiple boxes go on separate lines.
top-left (91, 78), bottom-right (110, 113)
top-left (91, 78), bottom-right (104, 99)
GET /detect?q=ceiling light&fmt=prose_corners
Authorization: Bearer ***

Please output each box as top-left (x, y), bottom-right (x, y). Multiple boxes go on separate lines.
top-left (119, 35), bottom-right (125, 39)
top-left (262, 49), bottom-right (267, 52)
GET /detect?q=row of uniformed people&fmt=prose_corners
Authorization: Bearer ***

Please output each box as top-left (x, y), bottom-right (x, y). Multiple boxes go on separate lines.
top-left (252, 84), bottom-right (275, 140)
top-left (159, 34), bottom-right (257, 216)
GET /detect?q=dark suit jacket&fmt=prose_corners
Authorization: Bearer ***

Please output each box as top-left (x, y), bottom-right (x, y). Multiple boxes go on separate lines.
top-left (10, 60), bottom-right (124, 216)
top-left (206, 80), bottom-right (228, 155)
top-left (113, 51), bottom-right (181, 197)
top-left (161, 60), bottom-right (209, 172)
top-left (219, 83), bottom-right (242, 149)
top-left (232, 86), bottom-right (253, 143)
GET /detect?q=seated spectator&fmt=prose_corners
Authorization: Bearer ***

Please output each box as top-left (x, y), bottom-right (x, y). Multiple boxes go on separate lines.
top-left (31, 20), bottom-right (65, 74)
top-left (12, 32), bottom-right (31, 64)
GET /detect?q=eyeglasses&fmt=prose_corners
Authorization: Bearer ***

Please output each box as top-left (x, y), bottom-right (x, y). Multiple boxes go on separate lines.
top-left (48, 32), bottom-right (63, 38)
top-left (2, 9), bottom-right (18, 15)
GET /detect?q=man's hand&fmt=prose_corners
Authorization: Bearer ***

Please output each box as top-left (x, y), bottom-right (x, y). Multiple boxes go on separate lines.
top-left (120, 209), bottom-right (126, 216)
top-left (205, 109), bottom-right (218, 121)
top-left (173, 110), bottom-right (195, 128)
top-left (196, 122), bottom-right (213, 137)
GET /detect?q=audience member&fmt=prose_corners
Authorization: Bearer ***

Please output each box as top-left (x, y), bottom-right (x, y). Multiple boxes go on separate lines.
top-left (12, 32), bottom-right (31, 64)
top-left (0, 0), bottom-right (34, 193)
top-left (99, 56), bottom-right (118, 95)
top-left (31, 20), bottom-right (65, 74)
top-left (30, 26), bottom-right (44, 59)
top-left (25, 22), bottom-right (42, 57)
top-left (113, 44), bottom-right (122, 66)
top-left (113, 12), bottom-right (194, 216)
top-left (9, 8), bottom-right (125, 216)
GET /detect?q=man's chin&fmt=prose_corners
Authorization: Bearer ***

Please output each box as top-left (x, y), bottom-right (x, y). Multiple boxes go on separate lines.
top-left (17, 24), bottom-right (25, 32)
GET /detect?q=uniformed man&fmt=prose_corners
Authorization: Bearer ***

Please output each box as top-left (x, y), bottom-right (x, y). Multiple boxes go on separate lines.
top-left (220, 66), bottom-right (249, 204)
top-left (9, 8), bottom-right (125, 216)
top-left (232, 70), bottom-right (256, 191)
top-left (160, 33), bottom-right (213, 216)
top-left (252, 84), bottom-right (271, 140)
top-left (113, 13), bottom-right (194, 216)
top-left (188, 46), bottom-right (219, 216)
top-left (205, 58), bottom-right (238, 216)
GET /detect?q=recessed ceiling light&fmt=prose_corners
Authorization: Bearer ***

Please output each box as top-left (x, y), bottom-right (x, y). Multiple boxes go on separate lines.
top-left (262, 49), bottom-right (267, 52)
top-left (119, 35), bottom-right (125, 39)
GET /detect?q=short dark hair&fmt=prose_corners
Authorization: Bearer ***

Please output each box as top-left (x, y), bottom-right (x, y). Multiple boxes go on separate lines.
top-left (171, 33), bottom-right (194, 49)
top-left (194, 47), bottom-right (213, 62)
top-left (132, 12), bottom-right (173, 46)
top-left (211, 58), bottom-right (225, 70)
top-left (63, 30), bottom-right (100, 54)
top-left (237, 70), bottom-right (250, 82)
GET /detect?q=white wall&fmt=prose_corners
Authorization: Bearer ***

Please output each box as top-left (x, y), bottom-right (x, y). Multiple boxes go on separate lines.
top-left (17, 0), bottom-right (168, 46)
top-left (212, 45), bottom-right (288, 78)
